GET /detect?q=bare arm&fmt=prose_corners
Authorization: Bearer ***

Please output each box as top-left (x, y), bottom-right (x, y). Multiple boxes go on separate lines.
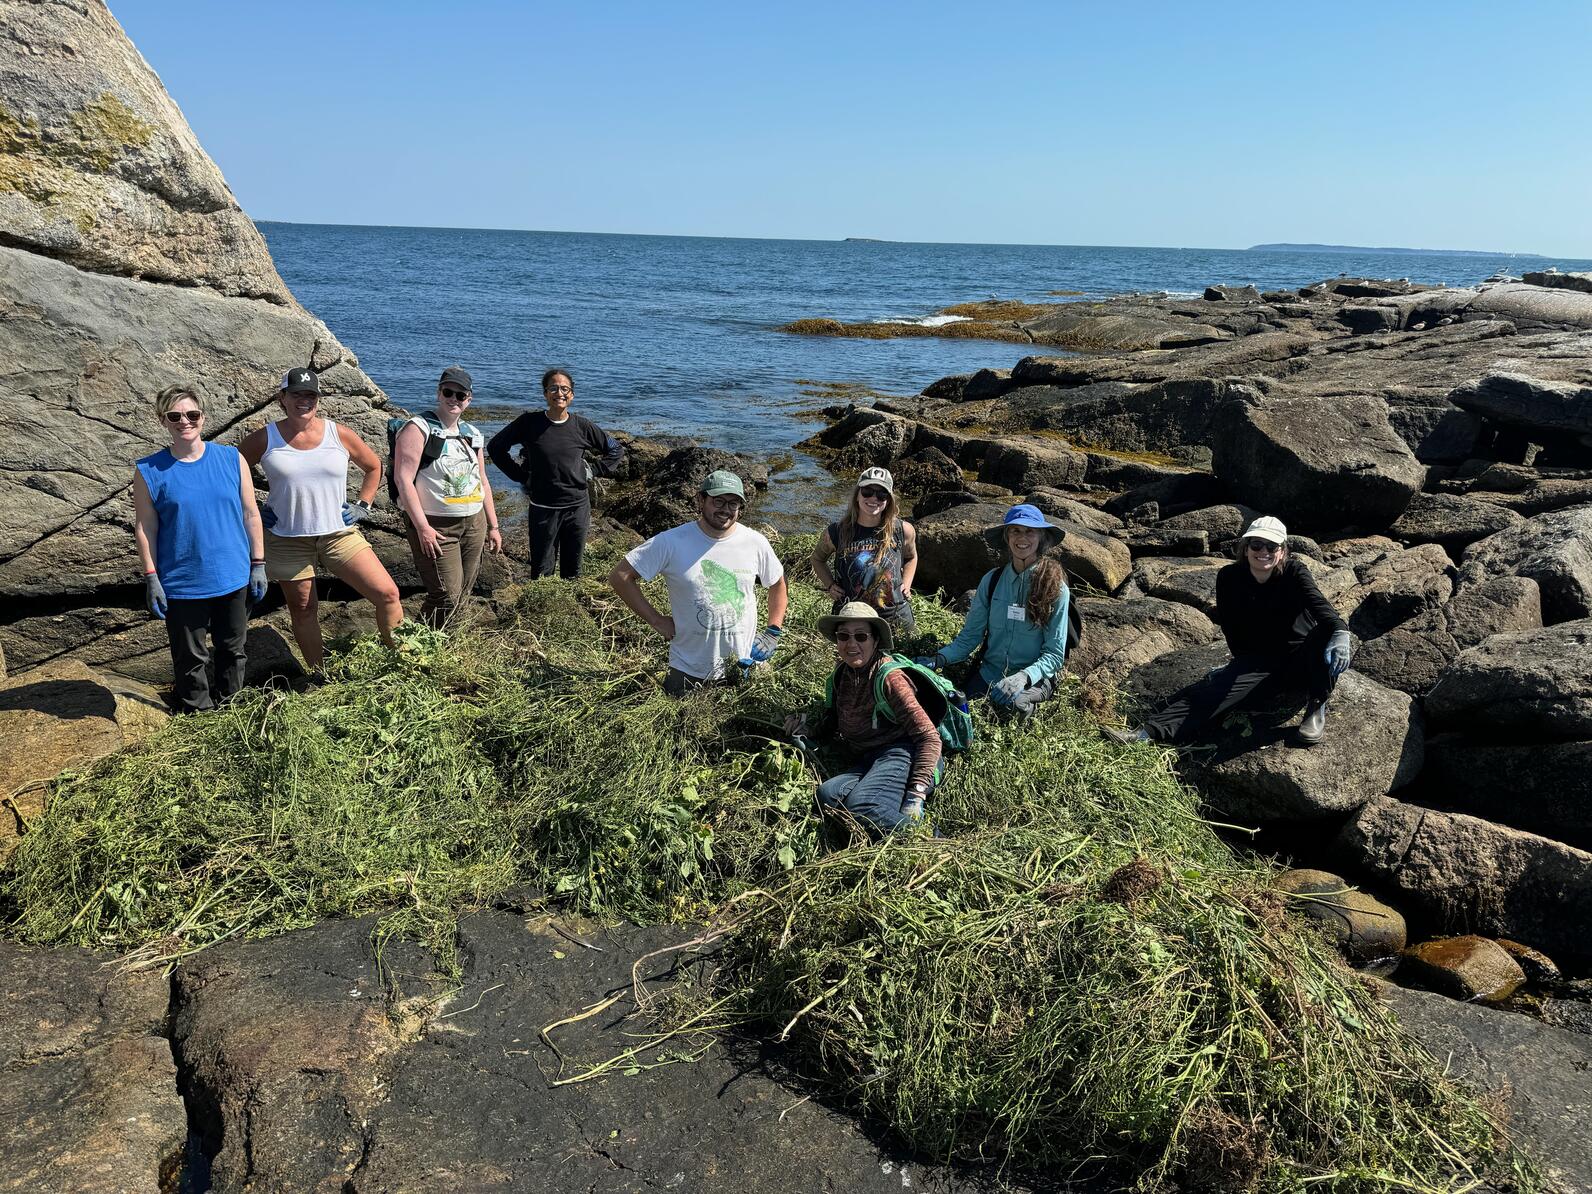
top-left (900, 521), bottom-right (918, 596)
top-left (340, 425), bottom-right (383, 504)
top-left (608, 560), bottom-right (674, 640)
top-left (479, 447), bottom-right (503, 553)
top-left (132, 470), bottom-right (158, 575)
top-left (238, 426), bottom-right (268, 468)
top-left (810, 529), bottom-right (843, 599)
top-left (392, 423), bottom-right (429, 526)
top-left (766, 575), bottom-right (789, 628)
top-left (237, 456), bottom-right (264, 560)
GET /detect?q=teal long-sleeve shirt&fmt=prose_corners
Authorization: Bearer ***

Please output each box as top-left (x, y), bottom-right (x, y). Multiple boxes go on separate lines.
top-left (939, 565), bottom-right (1071, 687)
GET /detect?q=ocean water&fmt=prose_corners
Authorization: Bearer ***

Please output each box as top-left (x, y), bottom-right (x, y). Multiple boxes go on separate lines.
top-left (259, 224), bottom-right (1592, 518)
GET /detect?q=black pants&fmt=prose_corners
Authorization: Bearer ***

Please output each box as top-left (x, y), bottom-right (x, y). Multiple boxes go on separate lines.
top-left (662, 667), bottom-right (735, 697)
top-left (165, 587), bottom-right (249, 713)
top-left (528, 499), bottom-right (591, 580)
top-left (1145, 625), bottom-right (1336, 745)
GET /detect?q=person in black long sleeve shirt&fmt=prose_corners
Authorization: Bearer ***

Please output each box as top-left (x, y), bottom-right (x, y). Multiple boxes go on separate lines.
top-left (1111, 516), bottom-right (1353, 747)
top-left (486, 368), bottom-right (623, 579)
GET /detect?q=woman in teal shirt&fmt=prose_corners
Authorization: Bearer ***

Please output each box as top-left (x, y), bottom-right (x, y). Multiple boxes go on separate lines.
top-left (917, 505), bottom-right (1070, 716)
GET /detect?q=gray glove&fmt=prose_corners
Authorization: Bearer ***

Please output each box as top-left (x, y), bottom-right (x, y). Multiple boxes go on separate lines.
top-left (145, 573), bottom-right (167, 620)
top-left (900, 782), bottom-right (930, 822)
top-left (1326, 629), bottom-right (1353, 678)
top-left (248, 562), bottom-right (268, 604)
top-left (341, 500), bottom-right (371, 527)
top-left (990, 672), bottom-right (1030, 706)
top-left (914, 654), bottom-right (944, 671)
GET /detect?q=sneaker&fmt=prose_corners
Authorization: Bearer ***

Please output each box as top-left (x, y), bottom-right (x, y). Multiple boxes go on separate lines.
top-left (1102, 725), bottom-right (1152, 745)
top-left (1296, 699), bottom-right (1328, 745)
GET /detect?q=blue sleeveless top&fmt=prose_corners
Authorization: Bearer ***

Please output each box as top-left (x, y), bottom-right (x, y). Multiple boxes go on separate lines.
top-left (135, 443), bottom-right (251, 600)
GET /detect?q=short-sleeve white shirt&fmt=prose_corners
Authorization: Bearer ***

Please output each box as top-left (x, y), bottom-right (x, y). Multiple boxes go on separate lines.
top-left (625, 521), bottom-right (785, 680)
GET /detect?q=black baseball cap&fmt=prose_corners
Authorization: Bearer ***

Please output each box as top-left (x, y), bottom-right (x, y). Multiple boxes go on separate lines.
top-left (281, 367), bottom-right (320, 394)
top-left (439, 366), bottom-right (473, 392)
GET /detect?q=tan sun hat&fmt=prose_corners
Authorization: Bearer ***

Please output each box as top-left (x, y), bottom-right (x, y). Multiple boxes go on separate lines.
top-left (815, 601), bottom-right (894, 652)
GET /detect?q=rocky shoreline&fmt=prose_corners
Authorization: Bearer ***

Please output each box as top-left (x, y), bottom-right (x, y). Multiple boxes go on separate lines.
top-left (5, 2), bottom-right (1592, 1190)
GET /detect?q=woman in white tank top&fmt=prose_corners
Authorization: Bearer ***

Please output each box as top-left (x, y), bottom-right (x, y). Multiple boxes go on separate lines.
top-left (240, 369), bottom-right (402, 669)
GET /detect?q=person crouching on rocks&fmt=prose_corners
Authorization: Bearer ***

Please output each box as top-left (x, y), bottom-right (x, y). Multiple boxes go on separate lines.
top-left (240, 368), bottom-right (403, 671)
top-left (916, 504), bottom-right (1070, 717)
top-left (392, 366), bottom-right (502, 627)
top-left (1105, 516), bottom-right (1352, 747)
top-left (810, 466), bottom-right (918, 634)
top-left (132, 384), bottom-right (267, 713)
top-left (786, 602), bottom-right (940, 834)
top-left (608, 470), bottom-right (788, 696)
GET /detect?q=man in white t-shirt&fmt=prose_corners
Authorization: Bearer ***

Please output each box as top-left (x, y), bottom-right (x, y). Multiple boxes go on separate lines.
top-left (609, 470), bottom-right (788, 695)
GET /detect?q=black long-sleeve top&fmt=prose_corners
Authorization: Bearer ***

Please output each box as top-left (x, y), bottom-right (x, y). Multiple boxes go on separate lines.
top-left (1213, 557), bottom-right (1345, 658)
top-left (486, 412), bottom-right (624, 508)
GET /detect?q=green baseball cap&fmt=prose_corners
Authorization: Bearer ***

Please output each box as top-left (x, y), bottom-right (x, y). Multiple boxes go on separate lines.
top-left (700, 470), bottom-right (745, 499)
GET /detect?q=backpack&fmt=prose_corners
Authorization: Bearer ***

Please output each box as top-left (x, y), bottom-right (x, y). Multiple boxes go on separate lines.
top-left (385, 412), bottom-right (482, 506)
top-left (824, 653), bottom-right (974, 781)
top-left (975, 566), bottom-right (1083, 657)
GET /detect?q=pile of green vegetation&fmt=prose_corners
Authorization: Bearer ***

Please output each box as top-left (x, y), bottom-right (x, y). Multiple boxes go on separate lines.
top-left (0, 538), bottom-right (1530, 1191)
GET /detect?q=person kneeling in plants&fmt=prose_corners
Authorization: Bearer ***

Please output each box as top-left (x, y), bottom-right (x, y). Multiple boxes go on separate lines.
top-left (786, 602), bottom-right (948, 835)
top-left (916, 504), bottom-right (1071, 717)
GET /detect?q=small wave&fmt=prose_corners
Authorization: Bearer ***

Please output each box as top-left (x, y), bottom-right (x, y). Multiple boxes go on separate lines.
top-left (879, 314), bottom-right (973, 327)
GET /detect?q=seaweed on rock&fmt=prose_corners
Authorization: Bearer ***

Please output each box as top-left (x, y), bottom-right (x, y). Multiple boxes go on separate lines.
top-left (0, 540), bottom-right (1534, 1191)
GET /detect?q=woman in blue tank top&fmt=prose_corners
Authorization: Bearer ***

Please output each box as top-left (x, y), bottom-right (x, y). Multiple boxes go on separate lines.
top-left (132, 384), bottom-right (267, 712)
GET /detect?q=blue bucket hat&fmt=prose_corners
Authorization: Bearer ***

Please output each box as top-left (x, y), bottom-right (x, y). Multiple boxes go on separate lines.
top-left (985, 503), bottom-right (1064, 552)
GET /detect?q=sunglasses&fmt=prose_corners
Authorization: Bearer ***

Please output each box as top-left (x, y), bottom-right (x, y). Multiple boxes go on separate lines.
top-left (1246, 541), bottom-right (1281, 554)
top-left (833, 630), bottom-right (873, 643)
top-left (163, 411), bottom-right (203, 424)
top-left (440, 387), bottom-right (471, 400)
top-left (858, 487), bottom-right (889, 501)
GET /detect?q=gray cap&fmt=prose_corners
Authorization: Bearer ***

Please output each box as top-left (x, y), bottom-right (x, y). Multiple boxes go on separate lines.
top-left (700, 470), bottom-right (746, 499)
top-left (857, 466), bottom-right (895, 495)
top-left (439, 366), bottom-right (473, 392)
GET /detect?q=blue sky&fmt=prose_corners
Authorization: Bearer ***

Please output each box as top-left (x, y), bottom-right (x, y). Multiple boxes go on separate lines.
top-left (112, 1), bottom-right (1592, 255)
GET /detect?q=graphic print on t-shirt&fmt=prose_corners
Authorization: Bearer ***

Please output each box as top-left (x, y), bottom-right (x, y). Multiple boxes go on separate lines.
top-left (434, 446), bottom-right (482, 504)
top-left (696, 559), bottom-right (748, 629)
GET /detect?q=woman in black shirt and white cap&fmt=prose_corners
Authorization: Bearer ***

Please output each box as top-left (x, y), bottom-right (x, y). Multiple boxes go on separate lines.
top-left (1108, 515), bottom-right (1352, 746)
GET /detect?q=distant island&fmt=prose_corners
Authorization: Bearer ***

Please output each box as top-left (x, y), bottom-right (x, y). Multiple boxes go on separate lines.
top-left (1249, 242), bottom-right (1546, 258)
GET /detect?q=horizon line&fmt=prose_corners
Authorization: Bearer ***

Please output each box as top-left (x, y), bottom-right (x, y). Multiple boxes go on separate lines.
top-left (250, 219), bottom-right (1572, 261)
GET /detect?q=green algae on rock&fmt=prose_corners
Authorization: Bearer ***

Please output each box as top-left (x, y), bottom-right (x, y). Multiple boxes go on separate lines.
top-left (0, 552), bottom-right (1537, 1191)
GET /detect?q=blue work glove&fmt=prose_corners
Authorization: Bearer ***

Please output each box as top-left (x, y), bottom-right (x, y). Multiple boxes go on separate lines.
top-left (1326, 629), bottom-right (1353, 679)
top-left (341, 500), bottom-right (371, 527)
top-left (247, 562), bottom-right (268, 604)
top-left (990, 672), bottom-right (1029, 706)
top-left (145, 573), bottom-right (167, 620)
top-left (914, 654), bottom-right (944, 671)
top-left (260, 503), bottom-right (278, 530)
top-left (738, 625), bottom-right (782, 666)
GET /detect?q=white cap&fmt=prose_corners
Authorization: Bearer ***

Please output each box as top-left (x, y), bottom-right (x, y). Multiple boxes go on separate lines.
top-left (1240, 515), bottom-right (1288, 545)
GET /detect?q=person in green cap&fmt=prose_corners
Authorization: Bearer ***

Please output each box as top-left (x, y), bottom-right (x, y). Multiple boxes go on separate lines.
top-left (608, 470), bottom-right (788, 695)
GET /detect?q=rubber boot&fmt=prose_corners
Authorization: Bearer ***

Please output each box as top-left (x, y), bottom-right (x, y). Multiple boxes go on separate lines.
top-left (1296, 698), bottom-right (1328, 745)
top-left (1103, 725), bottom-right (1152, 745)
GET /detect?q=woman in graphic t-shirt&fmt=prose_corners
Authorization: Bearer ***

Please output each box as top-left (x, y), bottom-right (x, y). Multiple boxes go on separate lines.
top-left (810, 466), bottom-right (918, 634)
top-left (392, 366), bottom-right (502, 627)
top-left (132, 384), bottom-right (267, 712)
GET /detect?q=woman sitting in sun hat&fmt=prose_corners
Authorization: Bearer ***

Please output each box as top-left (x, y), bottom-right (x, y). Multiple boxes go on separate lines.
top-left (1105, 515), bottom-right (1352, 747)
top-left (785, 601), bottom-right (941, 835)
top-left (915, 504), bottom-right (1071, 717)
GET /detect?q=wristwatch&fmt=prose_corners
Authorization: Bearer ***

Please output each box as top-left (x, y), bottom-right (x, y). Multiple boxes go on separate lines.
top-left (907, 782), bottom-right (931, 799)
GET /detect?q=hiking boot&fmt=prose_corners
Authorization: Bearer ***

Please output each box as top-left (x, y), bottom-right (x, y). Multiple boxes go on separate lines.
top-left (1296, 699), bottom-right (1328, 745)
top-left (1102, 725), bottom-right (1152, 745)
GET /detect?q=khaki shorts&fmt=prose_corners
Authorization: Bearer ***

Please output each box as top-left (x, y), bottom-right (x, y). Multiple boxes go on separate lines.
top-left (264, 528), bottom-right (372, 583)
